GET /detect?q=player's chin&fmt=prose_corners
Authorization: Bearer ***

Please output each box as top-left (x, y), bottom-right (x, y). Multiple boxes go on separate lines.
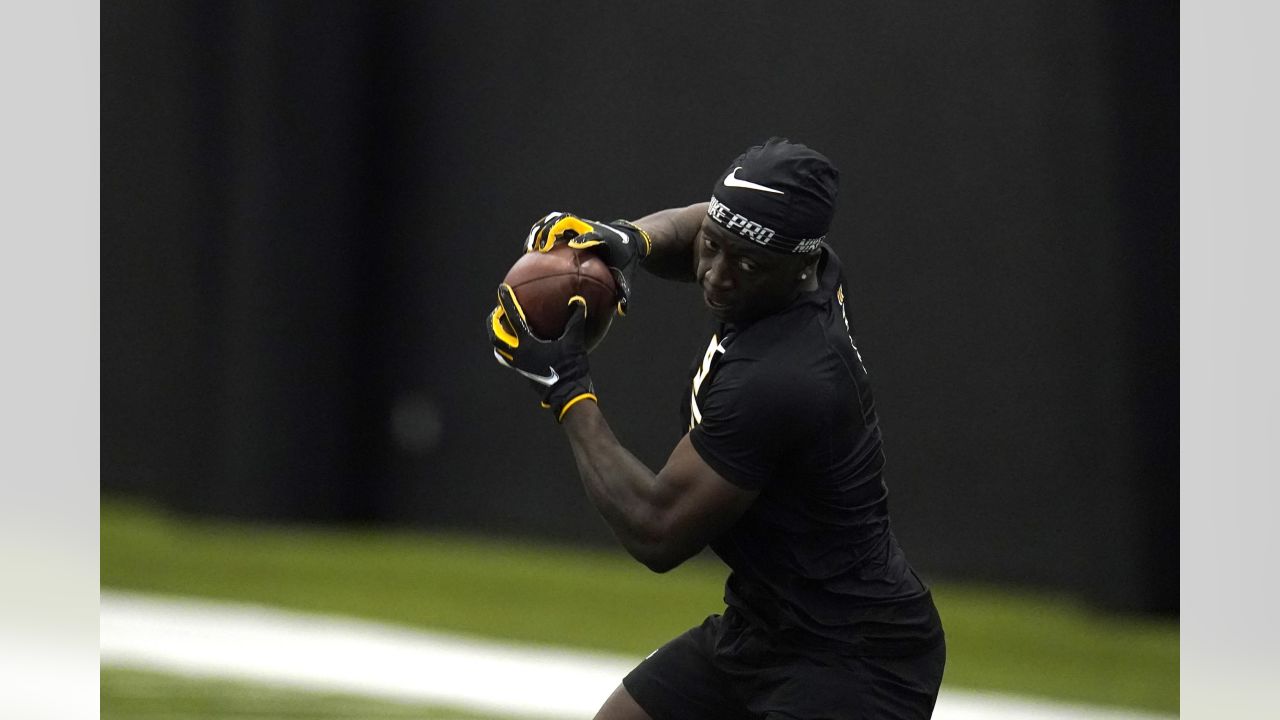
top-left (704, 295), bottom-right (739, 321)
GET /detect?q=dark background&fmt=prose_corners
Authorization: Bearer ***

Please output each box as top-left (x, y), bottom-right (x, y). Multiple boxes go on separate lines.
top-left (102, 1), bottom-right (1177, 614)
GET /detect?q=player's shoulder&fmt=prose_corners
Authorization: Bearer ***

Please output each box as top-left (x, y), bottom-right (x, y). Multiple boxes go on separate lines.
top-left (702, 356), bottom-right (817, 432)
top-left (717, 324), bottom-right (826, 403)
top-left (724, 295), bottom-right (832, 366)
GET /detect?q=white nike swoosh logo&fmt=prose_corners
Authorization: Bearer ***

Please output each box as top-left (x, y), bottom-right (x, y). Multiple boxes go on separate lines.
top-left (723, 167), bottom-right (785, 195)
top-left (604, 224), bottom-right (630, 244)
top-left (493, 349), bottom-right (559, 386)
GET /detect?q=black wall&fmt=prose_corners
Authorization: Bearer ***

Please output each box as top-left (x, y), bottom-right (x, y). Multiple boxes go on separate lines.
top-left (103, 1), bottom-right (1177, 613)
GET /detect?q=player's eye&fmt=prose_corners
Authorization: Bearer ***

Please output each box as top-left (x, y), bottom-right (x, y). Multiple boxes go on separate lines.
top-left (703, 236), bottom-right (720, 253)
top-left (738, 258), bottom-right (757, 273)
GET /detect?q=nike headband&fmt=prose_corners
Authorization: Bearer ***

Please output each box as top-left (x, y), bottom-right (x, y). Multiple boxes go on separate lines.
top-left (707, 136), bottom-right (839, 254)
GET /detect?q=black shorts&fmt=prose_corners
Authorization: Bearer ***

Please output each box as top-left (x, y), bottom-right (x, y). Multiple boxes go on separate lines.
top-left (623, 612), bottom-right (945, 720)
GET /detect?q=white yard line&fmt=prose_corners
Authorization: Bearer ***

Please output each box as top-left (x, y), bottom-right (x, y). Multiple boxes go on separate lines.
top-left (100, 592), bottom-right (1171, 720)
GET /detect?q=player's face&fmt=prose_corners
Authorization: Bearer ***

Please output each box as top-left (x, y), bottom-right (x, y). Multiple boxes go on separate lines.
top-left (695, 219), bottom-right (808, 325)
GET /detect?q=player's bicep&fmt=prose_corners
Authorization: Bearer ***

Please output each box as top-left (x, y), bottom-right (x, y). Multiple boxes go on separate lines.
top-left (648, 433), bottom-right (758, 570)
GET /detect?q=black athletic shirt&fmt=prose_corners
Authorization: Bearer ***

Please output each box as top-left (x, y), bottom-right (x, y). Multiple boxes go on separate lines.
top-left (683, 245), bottom-right (943, 657)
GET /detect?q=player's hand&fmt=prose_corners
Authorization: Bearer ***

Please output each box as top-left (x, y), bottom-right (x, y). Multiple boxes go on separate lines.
top-left (486, 283), bottom-right (597, 422)
top-left (523, 211), bottom-right (651, 316)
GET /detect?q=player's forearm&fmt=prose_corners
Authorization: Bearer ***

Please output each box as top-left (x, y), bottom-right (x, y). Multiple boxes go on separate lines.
top-left (559, 401), bottom-right (683, 572)
top-left (632, 202), bottom-right (706, 282)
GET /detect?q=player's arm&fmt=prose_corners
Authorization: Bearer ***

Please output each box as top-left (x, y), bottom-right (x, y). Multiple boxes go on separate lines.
top-left (631, 202), bottom-right (707, 283)
top-left (486, 292), bottom-right (752, 570)
top-left (560, 400), bottom-right (756, 572)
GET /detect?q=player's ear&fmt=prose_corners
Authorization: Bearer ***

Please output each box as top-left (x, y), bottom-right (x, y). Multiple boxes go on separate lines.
top-left (798, 251), bottom-right (821, 280)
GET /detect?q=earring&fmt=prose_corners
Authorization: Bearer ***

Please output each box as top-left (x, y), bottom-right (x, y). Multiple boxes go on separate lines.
top-left (800, 273), bottom-right (808, 279)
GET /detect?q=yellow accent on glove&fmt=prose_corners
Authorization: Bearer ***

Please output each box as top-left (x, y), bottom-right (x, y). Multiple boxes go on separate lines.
top-left (528, 214), bottom-right (598, 253)
top-left (557, 392), bottom-right (598, 421)
top-left (543, 216), bottom-right (595, 250)
top-left (490, 283), bottom-right (529, 348)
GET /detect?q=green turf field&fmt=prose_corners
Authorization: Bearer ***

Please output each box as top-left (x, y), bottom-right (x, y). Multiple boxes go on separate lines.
top-left (101, 499), bottom-right (1177, 714)
top-left (103, 668), bottom-right (516, 720)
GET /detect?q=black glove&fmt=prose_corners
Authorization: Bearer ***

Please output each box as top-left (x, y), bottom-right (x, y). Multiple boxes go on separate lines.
top-left (523, 211), bottom-right (651, 316)
top-left (486, 282), bottom-right (597, 422)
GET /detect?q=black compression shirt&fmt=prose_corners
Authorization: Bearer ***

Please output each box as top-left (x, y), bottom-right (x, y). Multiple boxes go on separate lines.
top-left (683, 245), bottom-right (943, 656)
